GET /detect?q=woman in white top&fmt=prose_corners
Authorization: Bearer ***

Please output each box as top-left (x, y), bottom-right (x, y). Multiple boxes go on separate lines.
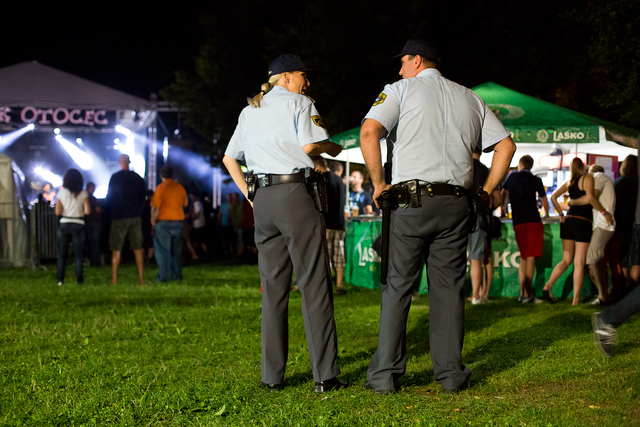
top-left (55, 168), bottom-right (90, 285)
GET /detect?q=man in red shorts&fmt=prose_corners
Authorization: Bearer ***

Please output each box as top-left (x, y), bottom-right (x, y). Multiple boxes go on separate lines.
top-left (502, 155), bottom-right (549, 303)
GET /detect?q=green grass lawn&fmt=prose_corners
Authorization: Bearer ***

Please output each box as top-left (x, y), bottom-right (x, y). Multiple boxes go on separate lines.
top-left (1, 261), bottom-right (639, 426)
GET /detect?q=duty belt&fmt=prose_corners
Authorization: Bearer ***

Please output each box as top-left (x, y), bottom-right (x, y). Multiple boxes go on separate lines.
top-left (419, 183), bottom-right (471, 197)
top-left (256, 171), bottom-right (306, 188)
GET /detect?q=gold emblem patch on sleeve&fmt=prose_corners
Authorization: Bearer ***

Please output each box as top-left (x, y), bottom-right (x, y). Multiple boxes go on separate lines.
top-left (312, 115), bottom-right (325, 128)
top-left (372, 93), bottom-right (387, 106)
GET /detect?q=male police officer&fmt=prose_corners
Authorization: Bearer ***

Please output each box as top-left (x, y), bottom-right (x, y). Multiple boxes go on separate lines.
top-left (360, 39), bottom-right (516, 394)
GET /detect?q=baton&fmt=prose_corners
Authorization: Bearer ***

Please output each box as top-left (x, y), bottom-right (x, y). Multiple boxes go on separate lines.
top-left (379, 190), bottom-right (392, 285)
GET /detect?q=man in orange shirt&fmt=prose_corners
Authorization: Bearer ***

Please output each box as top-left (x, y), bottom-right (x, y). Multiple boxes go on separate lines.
top-left (150, 166), bottom-right (188, 283)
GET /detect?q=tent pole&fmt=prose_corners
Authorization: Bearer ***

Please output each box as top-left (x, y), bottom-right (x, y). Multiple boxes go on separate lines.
top-left (345, 150), bottom-right (350, 211)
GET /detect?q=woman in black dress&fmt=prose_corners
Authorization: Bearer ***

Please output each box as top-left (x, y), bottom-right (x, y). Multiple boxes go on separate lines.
top-left (543, 158), bottom-right (595, 305)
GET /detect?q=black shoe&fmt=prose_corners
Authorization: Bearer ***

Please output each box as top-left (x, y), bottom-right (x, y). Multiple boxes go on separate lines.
top-left (362, 380), bottom-right (395, 395)
top-left (314, 377), bottom-right (348, 393)
top-left (258, 381), bottom-right (284, 392)
top-left (542, 290), bottom-right (555, 304)
top-left (441, 378), bottom-right (469, 394)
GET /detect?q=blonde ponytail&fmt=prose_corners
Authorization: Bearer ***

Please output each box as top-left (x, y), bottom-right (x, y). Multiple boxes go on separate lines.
top-left (248, 74), bottom-right (282, 108)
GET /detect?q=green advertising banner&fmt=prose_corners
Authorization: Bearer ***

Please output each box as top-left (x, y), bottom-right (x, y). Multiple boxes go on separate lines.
top-left (345, 219), bottom-right (592, 299)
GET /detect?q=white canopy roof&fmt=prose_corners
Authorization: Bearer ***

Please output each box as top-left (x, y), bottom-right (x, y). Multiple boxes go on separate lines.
top-left (0, 61), bottom-right (150, 111)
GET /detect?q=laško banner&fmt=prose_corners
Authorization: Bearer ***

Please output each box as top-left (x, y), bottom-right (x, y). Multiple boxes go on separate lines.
top-left (345, 219), bottom-right (593, 299)
top-left (0, 106), bottom-right (116, 128)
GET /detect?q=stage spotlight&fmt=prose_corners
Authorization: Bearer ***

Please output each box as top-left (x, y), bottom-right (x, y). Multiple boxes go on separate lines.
top-left (133, 155), bottom-right (146, 178)
top-left (35, 167), bottom-right (63, 188)
top-left (55, 135), bottom-right (94, 170)
top-left (163, 137), bottom-right (169, 162)
top-left (115, 125), bottom-right (131, 136)
top-left (54, 128), bottom-right (61, 135)
top-left (93, 184), bottom-right (108, 199)
top-left (27, 124), bottom-right (35, 131)
top-left (76, 138), bottom-right (84, 146)
top-left (1, 123), bottom-right (38, 150)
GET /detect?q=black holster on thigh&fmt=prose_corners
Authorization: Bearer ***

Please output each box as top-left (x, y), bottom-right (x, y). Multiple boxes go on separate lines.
top-left (304, 168), bottom-right (328, 213)
top-left (246, 172), bottom-right (257, 202)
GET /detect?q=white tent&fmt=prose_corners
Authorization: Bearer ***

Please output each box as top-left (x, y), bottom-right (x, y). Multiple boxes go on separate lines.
top-left (0, 61), bottom-right (150, 111)
top-left (0, 153), bottom-right (29, 267)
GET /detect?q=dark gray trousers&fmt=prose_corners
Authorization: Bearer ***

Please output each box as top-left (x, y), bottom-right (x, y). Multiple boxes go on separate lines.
top-left (254, 182), bottom-right (340, 384)
top-left (367, 195), bottom-right (472, 390)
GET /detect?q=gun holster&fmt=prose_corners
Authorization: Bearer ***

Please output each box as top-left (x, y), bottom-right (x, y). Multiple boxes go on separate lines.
top-left (390, 179), bottom-right (421, 210)
top-left (246, 172), bottom-right (257, 202)
top-left (468, 186), bottom-right (489, 234)
top-left (304, 168), bottom-right (328, 213)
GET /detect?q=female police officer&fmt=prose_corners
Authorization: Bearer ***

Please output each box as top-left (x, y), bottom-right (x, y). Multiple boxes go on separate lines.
top-left (222, 54), bottom-right (346, 393)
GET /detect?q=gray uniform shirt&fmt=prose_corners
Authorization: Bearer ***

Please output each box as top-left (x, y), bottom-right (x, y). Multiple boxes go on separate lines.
top-left (225, 86), bottom-right (330, 174)
top-left (363, 68), bottom-right (510, 188)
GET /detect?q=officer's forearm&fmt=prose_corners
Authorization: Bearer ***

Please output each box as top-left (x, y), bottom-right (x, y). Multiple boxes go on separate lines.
top-left (303, 141), bottom-right (340, 156)
top-left (483, 136), bottom-right (516, 194)
top-left (360, 119), bottom-right (387, 187)
top-left (222, 155), bottom-right (249, 201)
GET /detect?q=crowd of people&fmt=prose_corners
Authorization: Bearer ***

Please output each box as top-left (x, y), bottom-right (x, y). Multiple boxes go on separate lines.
top-left (50, 40), bottom-right (638, 395)
top-left (53, 154), bottom-right (234, 286)
top-left (494, 153), bottom-right (639, 307)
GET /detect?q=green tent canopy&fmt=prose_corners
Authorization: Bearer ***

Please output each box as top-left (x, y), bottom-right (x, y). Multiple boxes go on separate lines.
top-left (473, 82), bottom-right (638, 148)
top-left (330, 82), bottom-right (639, 152)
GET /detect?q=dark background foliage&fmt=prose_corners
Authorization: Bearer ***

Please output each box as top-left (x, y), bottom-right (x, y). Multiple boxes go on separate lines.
top-left (3, 1), bottom-right (639, 166)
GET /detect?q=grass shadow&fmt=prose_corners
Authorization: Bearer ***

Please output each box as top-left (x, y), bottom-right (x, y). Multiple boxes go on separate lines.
top-left (464, 311), bottom-right (592, 386)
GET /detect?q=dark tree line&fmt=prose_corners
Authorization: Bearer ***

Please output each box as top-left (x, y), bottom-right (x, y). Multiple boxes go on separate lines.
top-left (161, 0), bottom-right (640, 166)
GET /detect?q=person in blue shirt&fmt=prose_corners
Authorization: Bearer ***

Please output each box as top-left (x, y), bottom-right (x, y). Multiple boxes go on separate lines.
top-left (349, 170), bottom-right (373, 215)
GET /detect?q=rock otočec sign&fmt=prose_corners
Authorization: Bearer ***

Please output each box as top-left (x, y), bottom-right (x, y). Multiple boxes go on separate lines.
top-left (0, 106), bottom-right (115, 128)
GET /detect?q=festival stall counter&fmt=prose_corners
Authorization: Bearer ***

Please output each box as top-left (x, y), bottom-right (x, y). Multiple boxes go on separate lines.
top-left (345, 215), bottom-right (587, 299)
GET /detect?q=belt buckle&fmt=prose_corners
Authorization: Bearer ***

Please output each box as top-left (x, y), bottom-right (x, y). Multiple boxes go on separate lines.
top-left (257, 175), bottom-right (270, 187)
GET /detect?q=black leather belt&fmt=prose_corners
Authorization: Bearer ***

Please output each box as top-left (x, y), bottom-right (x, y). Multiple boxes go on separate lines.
top-left (419, 183), bottom-right (471, 197)
top-left (256, 171), bottom-right (306, 188)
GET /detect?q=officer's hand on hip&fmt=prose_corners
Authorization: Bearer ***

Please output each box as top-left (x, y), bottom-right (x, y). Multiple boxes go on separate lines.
top-left (373, 183), bottom-right (393, 209)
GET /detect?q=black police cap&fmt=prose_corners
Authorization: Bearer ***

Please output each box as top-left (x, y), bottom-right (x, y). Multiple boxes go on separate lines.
top-left (392, 39), bottom-right (441, 62)
top-left (268, 54), bottom-right (313, 76)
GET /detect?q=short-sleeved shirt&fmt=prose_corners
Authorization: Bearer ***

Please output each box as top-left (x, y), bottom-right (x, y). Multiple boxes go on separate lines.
top-left (57, 188), bottom-right (87, 224)
top-left (225, 86), bottom-right (331, 174)
top-left (503, 169), bottom-right (546, 226)
top-left (151, 179), bottom-right (188, 221)
top-left (592, 172), bottom-right (616, 231)
top-left (363, 68), bottom-right (510, 188)
top-left (325, 171), bottom-right (346, 230)
top-left (349, 190), bottom-right (373, 216)
top-left (107, 169), bottom-right (146, 219)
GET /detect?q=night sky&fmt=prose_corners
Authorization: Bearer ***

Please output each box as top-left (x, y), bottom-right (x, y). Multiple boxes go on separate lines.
top-left (3, 1), bottom-right (636, 141)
